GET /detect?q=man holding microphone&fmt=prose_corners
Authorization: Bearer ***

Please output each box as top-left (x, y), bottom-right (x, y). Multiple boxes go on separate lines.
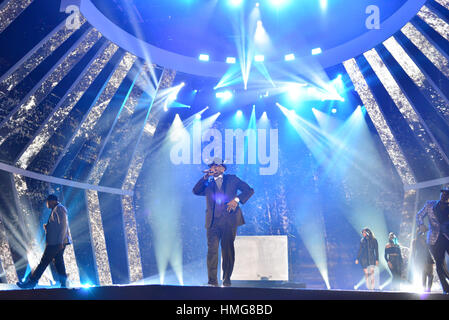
top-left (193, 158), bottom-right (254, 287)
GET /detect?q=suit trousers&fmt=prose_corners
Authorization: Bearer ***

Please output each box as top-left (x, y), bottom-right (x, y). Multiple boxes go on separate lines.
top-left (206, 214), bottom-right (237, 285)
top-left (429, 234), bottom-right (449, 292)
top-left (30, 244), bottom-right (68, 285)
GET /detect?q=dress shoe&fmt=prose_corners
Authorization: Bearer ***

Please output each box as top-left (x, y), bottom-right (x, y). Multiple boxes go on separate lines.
top-left (207, 281), bottom-right (219, 287)
top-left (222, 279), bottom-right (231, 287)
top-left (16, 279), bottom-right (37, 289)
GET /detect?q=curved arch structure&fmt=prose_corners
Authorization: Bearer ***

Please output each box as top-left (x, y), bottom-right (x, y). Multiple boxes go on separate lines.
top-left (80, 0), bottom-right (427, 77)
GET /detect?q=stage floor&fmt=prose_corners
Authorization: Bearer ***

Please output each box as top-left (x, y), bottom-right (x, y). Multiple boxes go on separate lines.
top-left (0, 283), bottom-right (447, 300)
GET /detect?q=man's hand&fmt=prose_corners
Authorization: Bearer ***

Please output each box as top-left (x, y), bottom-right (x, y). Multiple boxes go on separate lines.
top-left (226, 199), bottom-right (238, 212)
top-left (418, 225), bottom-right (428, 234)
top-left (203, 169), bottom-right (214, 179)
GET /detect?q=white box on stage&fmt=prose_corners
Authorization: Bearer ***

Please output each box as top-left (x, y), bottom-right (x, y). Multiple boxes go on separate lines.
top-left (228, 235), bottom-right (288, 281)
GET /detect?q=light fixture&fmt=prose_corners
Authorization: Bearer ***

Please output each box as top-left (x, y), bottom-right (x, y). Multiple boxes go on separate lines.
top-left (311, 48), bottom-right (322, 55)
top-left (254, 55), bottom-right (265, 62)
top-left (199, 54), bottom-right (210, 61)
top-left (284, 53), bottom-right (295, 61)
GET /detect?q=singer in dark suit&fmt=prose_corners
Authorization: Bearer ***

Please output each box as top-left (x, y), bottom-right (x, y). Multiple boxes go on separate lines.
top-left (193, 158), bottom-right (254, 287)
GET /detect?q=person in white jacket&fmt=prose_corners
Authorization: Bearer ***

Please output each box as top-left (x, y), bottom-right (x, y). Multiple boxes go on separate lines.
top-left (17, 194), bottom-right (72, 289)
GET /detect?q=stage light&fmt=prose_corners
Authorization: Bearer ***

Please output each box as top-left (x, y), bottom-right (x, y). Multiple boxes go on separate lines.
top-left (163, 82), bottom-right (187, 112)
top-left (254, 55), bottom-right (265, 62)
top-left (228, 0), bottom-right (243, 7)
top-left (284, 53), bottom-right (295, 61)
top-left (216, 90), bottom-right (233, 101)
top-left (236, 110), bottom-right (243, 117)
top-left (320, 0), bottom-right (328, 10)
top-left (255, 20), bottom-right (269, 45)
top-left (269, 0), bottom-right (288, 7)
top-left (331, 108), bottom-right (337, 114)
top-left (80, 283), bottom-right (94, 289)
top-left (226, 57), bottom-right (236, 64)
top-left (168, 92), bottom-right (178, 101)
top-left (199, 54), bottom-right (210, 61)
top-left (169, 114), bottom-right (188, 143)
top-left (286, 83), bottom-right (306, 101)
top-left (311, 47), bottom-right (322, 55)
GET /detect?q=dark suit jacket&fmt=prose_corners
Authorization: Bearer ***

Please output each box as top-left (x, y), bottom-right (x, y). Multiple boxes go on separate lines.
top-left (193, 174), bottom-right (254, 229)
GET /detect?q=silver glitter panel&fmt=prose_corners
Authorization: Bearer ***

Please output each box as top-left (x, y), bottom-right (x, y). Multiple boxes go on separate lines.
top-left (69, 53), bottom-right (137, 149)
top-left (401, 22), bottom-right (449, 78)
top-left (417, 5), bottom-right (449, 41)
top-left (435, 0), bottom-right (449, 10)
top-left (86, 64), bottom-right (148, 185)
top-left (83, 64), bottom-right (158, 285)
top-left (121, 68), bottom-right (174, 283)
top-left (0, 0), bottom-right (33, 33)
top-left (0, 28), bottom-right (102, 146)
top-left (12, 173), bottom-right (39, 242)
top-left (16, 41), bottom-right (119, 169)
top-left (122, 67), bottom-right (174, 192)
top-left (363, 48), bottom-right (449, 165)
top-left (63, 242), bottom-right (81, 287)
top-left (343, 58), bottom-right (416, 185)
top-left (121, 195), bottom-right (142, 283)
top-left (158, 68), bottom-right (177, 90)
top-left (0, 25), bottom-right (91, 125)
top-left (398, 189), bottom-right (417, 261)
top-left (383, 36), bottom-right (449, 125)
top-left (0, 215), bottom-right (18, 283)
top-left (86, 189), bottom-right (112, 285)
top-left (0, 17), bottom-right (87, 93)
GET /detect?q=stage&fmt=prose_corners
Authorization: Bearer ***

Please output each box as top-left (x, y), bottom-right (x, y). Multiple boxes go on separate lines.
top-left (3, 1), bottom-right (449, 312)
top-left (0, 283), bottom-right (447, 300)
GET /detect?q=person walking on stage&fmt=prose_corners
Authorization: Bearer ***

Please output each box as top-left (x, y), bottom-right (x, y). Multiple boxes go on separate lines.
top-left (416, 187), bottom-right (449, 294)
top-left (17, 194), bottom-right (71, 289)
top-left (355, 228), bottom-right (379, 290)
top-left (384, 232), bottom-right (403, 291)
top-left (193, 158), bottom-right (254, 287)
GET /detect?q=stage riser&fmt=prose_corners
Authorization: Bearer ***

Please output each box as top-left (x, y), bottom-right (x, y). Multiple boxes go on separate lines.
top-left (0, 285), bottom-right (447, 300)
